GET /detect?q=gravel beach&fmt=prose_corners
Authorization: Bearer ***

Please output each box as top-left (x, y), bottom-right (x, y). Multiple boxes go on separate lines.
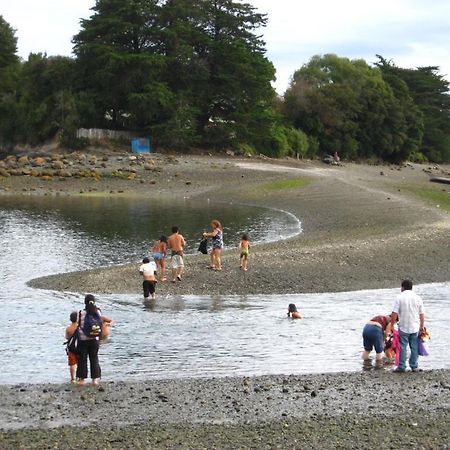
top-left (2, 152), bottom-right (450, 448)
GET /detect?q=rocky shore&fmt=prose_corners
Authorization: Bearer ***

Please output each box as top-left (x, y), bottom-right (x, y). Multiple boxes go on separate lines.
top-left (1, 370), bottom-right (450, 449)
top-left (1, 148), bottom-right (450, 448)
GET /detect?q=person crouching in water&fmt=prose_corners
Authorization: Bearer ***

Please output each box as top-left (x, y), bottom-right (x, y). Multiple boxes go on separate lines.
top-left (287, 303), bottom-right (303, 319)
top-left (139, 257), bottom-right (157, 299)
top-left (361, 314), bottom-right (393, 362)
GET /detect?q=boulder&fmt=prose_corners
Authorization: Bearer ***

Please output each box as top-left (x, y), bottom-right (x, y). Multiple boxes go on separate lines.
top-left (0, 168), bottom-right (10, 177)
top-left (52, 160), bottom-right (65, 170)
top-left (18, 156), bottom-right (30, 165)
top-left (32, 157), bottom-right (47, 167)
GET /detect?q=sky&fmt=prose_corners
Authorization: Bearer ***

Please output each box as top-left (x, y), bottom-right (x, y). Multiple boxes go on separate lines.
top-left (2, 0), bottom-right (450, 94)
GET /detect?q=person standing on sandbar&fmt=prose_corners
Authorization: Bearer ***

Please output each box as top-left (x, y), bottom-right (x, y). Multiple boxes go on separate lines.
top-left (167, 226), bottom-right (186, 283)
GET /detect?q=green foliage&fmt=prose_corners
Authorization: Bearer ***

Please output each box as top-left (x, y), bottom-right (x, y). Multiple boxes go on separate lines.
top-left (0, 15), bottom-right (18, 70)
top-left (0, 16), bottom-right (19, 145)
top-left (262, 178), bottom-right (311, 191)
top-left (376, 57), bottom-right (450, 162)
top-left (236, 143), bottom-right (257, 156)
top-left (72, 0), bottom-right (276, 150)
top-left (407, 151), bottom-right (428, 163)
top-left (285, 127), bottom-right (309, 157)
top-left (14, 54), bottom-right (78, 144)
top-left (283, 54), bottom-right (427, 163)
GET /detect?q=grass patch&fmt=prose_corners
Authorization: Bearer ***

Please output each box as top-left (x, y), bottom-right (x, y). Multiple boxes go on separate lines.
top-left (262, 178), bottom-right (311, 191)
top-left (406, 186), bottom-right (450, 213)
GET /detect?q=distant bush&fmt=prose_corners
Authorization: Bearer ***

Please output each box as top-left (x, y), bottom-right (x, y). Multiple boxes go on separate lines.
top-left (408, 151), bottom-right (428, 163)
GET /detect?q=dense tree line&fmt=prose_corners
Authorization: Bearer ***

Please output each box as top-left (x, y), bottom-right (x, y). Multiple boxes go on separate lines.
top-left (0, 3), bottom-right (449, 162)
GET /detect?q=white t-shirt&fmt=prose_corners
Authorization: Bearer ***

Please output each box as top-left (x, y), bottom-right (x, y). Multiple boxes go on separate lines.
top-left (392, 290), bottom-right (425, 334)
top-left (139, 261), bottom-right (157, 276)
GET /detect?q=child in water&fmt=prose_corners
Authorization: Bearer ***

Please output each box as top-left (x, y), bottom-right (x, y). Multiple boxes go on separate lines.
top-left (139, 257), bottom-right (157, 299)
top-left (65, 311), bottom-right (79, 383)
top-left (239, 233), bottom-right (250, 271)
top-left (287, 303), bottom-right (303, 319)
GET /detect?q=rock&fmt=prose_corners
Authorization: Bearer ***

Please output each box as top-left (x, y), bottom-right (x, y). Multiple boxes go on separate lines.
top-left (52, 161), bottom-right (65, 170)
top-left (18, 156), bottom-right (30, 165)
top-left (0, 168), bottom-right (10, 177)
top-left (129, 155), bottom-right (137, 161)
top-left (226, 150), bottom-right (235, 156)
top-left (311, 390), bottom-right (318, 397)
top-left (32, 157), bottom-right (47, 167)
top-left (144, 163), bottom-right (154, 171)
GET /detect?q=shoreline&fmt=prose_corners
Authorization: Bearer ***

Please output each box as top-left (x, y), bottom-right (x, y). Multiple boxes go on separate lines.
top-left (2, 154), bottom-right (450, 448)
top-left (1, 370), bottom-right (450, 448)
top-left (26, 155), bottom-right (450, 296)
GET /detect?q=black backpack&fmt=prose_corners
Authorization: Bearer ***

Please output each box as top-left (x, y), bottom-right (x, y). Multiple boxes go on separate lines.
top-left (83, 311), bottom-right (103, 338)
top-left (65, 311), bottom-right (81, 354)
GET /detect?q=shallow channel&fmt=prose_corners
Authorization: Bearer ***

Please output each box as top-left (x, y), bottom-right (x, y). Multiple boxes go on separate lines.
top-left (0, 195), bottom-right (448, 384)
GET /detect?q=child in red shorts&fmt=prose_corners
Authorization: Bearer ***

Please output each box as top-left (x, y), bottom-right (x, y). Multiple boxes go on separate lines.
top-left (65, 311), bottom-right (79, 383)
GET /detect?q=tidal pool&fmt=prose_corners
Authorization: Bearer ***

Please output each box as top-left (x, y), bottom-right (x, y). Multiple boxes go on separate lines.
top-left (0, 195), bottom-right (448, 385)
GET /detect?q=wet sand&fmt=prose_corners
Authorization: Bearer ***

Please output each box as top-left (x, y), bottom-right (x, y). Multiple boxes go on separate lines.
top-left (2, 153), bottom-right (450, 448)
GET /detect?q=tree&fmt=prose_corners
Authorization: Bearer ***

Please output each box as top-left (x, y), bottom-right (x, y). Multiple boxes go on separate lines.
top-left (15, 54), bottom-right (78, 144)
top-left (0, 15), bottom-right (19, 145)
top-left (72, 0), bottom-right (276, 151)
top-left (73, 0), bottom-right (170, 131)
top-left (283, 54), bottom-right (418, 162)
top-left (376, 56), bottom-right (450, 162)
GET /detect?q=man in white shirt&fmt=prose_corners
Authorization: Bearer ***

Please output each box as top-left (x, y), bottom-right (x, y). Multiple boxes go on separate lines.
top-left (139, 257), bottom-right (157, 299)
top-left (390, 279), bottom-right (425, 372)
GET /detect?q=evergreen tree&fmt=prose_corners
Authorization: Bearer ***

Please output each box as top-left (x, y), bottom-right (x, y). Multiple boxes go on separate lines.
top-left (0, 15), bottom-right (20, 145)
top-left (376, 57), bottom-right (450, 162)
top-left (72, 0), bottom-right (276, 150)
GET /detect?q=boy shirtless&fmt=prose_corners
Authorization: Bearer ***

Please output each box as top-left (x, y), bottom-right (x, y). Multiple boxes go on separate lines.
top-left (167, 226), bottom-right (186, 282)
top-left (65, 311), bottom-right (79, 383)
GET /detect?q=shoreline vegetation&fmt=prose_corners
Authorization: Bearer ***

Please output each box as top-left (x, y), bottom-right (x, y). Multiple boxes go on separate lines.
top-left (1, 152), bottom-right (450, 448)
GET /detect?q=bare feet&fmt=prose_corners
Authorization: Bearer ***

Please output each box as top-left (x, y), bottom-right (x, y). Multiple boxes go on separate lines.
top-left (92, 379), bottom-right (100, 386)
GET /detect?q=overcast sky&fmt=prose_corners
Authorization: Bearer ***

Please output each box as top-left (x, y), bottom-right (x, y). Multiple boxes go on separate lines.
top-left (2, 0), bottom-right (450, 93)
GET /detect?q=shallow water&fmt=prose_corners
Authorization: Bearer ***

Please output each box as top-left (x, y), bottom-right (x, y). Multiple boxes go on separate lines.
top-left (0, 196), bottom-right (448, 384)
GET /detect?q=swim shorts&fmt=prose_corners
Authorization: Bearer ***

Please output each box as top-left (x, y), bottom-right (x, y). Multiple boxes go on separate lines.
top-left (67, 351), bottom-right (79, 366)
top-left (362, 324), bottom-right (384, 354)
top-left (171, 254), bottom-right (184, 269)
top-left (153, 252), bottom-right (163, 261)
